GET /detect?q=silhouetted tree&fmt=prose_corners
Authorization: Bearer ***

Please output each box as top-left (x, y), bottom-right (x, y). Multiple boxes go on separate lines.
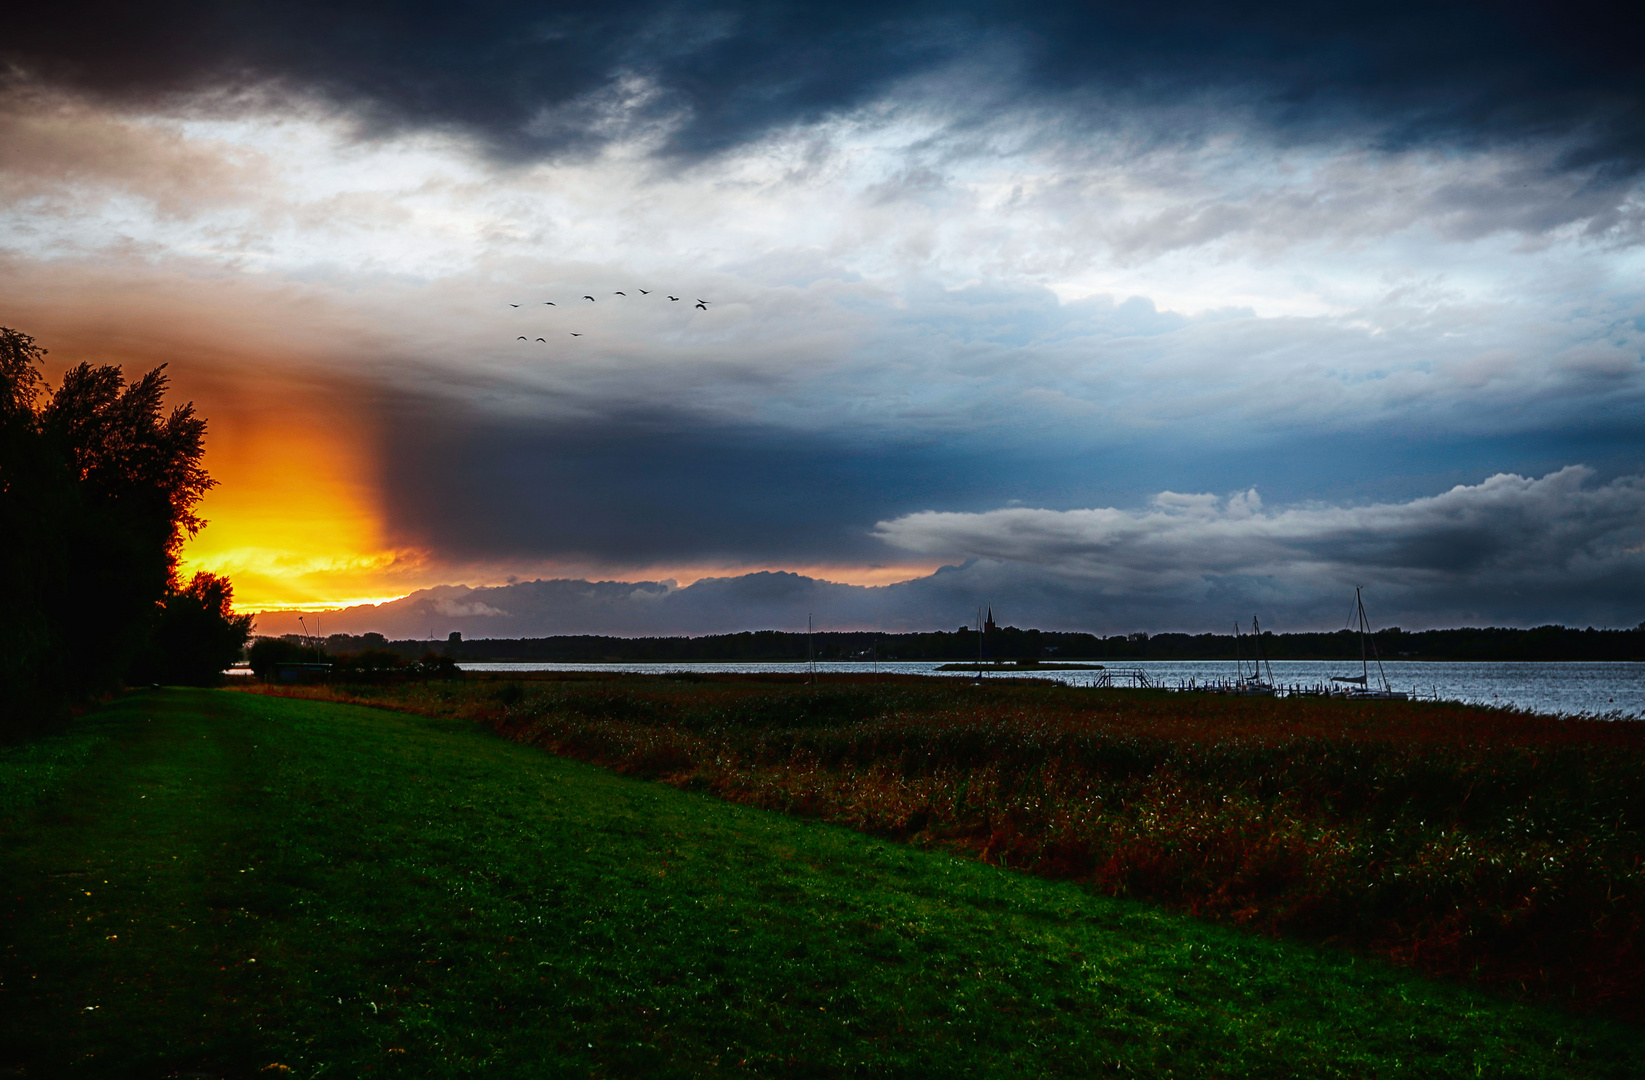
top-left (1, 327), bottom-right (217, 735)
top-left (128, 573), bottom-right (254, 686)
top-left (0, 328), bottom-right (56, 726)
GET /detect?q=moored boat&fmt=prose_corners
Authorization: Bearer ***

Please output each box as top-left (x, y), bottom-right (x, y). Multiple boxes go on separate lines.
top-left (1331, 587), bottom-right (1408, 700)
top-left (1229, 616), bottom-right (1277, 694)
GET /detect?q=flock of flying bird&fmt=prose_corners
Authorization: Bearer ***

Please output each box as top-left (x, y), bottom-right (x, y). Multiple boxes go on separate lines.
top-left (509, 289), bottom-right (711, 341)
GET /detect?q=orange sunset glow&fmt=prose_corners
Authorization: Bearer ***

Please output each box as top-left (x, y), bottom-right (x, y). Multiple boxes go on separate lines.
top-left (174, 382), bottom-right (943, 614)
top-left (174, 382), bottom-right (423, 612)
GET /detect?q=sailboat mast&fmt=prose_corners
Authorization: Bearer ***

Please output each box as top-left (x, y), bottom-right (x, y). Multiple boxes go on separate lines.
top-left (1360, 588), bottom-right (1393, 692)
top-left (1357, 587), bottom-right (1370, 685)
top-left (1253, 615), bottom-right (1274, 686)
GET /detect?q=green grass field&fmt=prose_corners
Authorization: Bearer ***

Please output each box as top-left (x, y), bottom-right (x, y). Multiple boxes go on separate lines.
top-left (254, 673), bottom-right (1645, 1015)
top-left (1, 688), bottom-right (1638, 1078)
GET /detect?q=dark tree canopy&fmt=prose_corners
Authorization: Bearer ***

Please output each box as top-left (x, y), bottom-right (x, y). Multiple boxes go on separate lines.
top-left (41, 361), bottom-right (212, 556)
top-left (0, 327), bottom-right (46, 418)
top-left (0, 326), bottom-right (230, 734)
top-left (130, 572), bottom-right (254, 687)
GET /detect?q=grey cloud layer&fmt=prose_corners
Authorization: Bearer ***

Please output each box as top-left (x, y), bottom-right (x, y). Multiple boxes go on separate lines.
top-left (255, 468), bottom-right (1645, 636)
top-left (6, 249), bottom-right (1637, 584)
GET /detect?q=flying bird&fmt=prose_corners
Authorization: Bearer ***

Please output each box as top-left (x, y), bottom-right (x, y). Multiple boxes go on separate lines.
top-left (668, 296), bottom-right (680, 301)
top-left (536, 337), bottom-right (546, 342)
top-left (509, 303), bottom-right (520, 308)
top-left (570, 332), bottom-right (583, 337)
top-left (695, 302), bottom-right (708, 310)
top-left (544, 301), bottom-right (556, 306)
top-left (638, 289), bottom-right (650, 294)
top-left (517, 336), bottom-right (527, 340)
top-left (583, 295), bottom-right (596, 301)
top-left (614, 291), bottom-right (626, 296)
top-left (696, 299), bottom-right (709, 305)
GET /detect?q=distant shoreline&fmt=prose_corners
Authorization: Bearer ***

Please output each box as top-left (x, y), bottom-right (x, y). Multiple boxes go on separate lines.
top-left (257, 624), bottom-right (1645, 665)
top-left (938, 662), bottom-right (1109, 671)
top-left (450, 657), bottom-right (1643, 665)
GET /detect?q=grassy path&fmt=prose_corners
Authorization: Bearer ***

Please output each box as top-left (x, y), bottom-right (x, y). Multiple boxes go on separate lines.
top-left (1, 689), bottom-right (1637, 1078)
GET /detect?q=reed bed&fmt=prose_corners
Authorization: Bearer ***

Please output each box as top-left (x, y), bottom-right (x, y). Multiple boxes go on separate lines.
top-left (244, 674), bottom-right (1645, 1020)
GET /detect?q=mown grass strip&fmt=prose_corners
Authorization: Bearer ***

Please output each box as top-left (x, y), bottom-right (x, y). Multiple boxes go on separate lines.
top-left (1, 688), bottom-right (1639, 1078)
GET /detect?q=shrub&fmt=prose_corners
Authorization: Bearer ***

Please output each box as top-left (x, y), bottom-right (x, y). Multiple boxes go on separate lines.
top-left (247, 638), bottom-right (324, 680)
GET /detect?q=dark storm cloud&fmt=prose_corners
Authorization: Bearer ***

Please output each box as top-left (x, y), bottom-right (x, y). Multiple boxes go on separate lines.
top-left (376, 402), bottom-right (1058, 566)
top-left (367, 361), bottom-right (1645, 636)
top-left (8, 2), bottom-right (1644, 172)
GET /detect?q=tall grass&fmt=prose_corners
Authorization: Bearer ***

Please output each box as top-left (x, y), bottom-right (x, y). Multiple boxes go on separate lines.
top-left (246, 674), bottom-right (1645, 1020)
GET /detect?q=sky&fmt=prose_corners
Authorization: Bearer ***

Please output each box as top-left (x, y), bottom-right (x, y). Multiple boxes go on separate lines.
top-left (4, 1), bottom-right (1643, 635)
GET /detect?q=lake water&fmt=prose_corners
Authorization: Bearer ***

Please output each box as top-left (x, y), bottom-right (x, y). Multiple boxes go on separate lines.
top-left (456, 659), bottom-right (1645, 719)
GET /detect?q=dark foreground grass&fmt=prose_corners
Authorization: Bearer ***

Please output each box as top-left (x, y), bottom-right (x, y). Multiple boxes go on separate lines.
top-left (1, 689), bottom-right (1638, 1078)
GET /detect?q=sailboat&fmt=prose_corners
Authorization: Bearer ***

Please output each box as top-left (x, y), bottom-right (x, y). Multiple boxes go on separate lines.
top-left (1330, 587), bottom-right (1408, 700)
top-left (1230, 617), bottom-right (1277, 694)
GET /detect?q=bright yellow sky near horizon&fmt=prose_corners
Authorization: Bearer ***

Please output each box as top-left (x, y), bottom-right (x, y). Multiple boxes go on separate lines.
top-left (174, 396), bottom-right (416, 612)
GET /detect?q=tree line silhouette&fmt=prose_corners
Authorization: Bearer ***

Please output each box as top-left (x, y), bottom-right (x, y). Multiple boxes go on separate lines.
top-left (1, 327), bottom-right (250, 736)
top-left (294, 623), bottom-right (1645, 665)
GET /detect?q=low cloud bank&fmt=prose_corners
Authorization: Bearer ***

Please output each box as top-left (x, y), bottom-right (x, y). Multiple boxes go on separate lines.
top-left (252, 468), bottom-right (1645, 637)
top-left (875, 466), bottom-right (1644, 593)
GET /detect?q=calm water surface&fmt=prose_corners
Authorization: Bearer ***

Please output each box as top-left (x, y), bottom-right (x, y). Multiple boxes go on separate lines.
top-left (457, 659), bottom-right (1644, 718)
